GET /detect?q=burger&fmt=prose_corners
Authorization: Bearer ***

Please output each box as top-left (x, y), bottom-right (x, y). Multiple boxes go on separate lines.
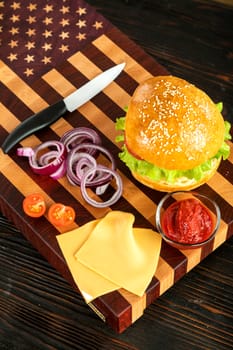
top-left (116, 75), bottom-right (231, 192)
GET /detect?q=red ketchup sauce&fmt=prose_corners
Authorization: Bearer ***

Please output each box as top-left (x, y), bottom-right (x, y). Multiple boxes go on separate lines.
top-left (161, 198), bottom-right (214, 244)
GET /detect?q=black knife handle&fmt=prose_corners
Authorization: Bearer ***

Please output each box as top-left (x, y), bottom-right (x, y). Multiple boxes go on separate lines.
top-left (1, 100), bottom-right (67, 154)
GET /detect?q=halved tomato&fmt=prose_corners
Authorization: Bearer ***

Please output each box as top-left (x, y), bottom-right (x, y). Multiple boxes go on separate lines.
top-left (48, 203), bottom-right (75, 227)
top-left (23, 193), bottom-right (46, 218)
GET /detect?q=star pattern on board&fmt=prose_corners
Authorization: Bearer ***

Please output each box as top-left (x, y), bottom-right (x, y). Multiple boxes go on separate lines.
top-left (0, 0), bottom-right (112, 83)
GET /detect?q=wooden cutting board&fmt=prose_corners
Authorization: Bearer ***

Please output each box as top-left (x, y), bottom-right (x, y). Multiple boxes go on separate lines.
top-left (0, 26), bottom-right (232, 333)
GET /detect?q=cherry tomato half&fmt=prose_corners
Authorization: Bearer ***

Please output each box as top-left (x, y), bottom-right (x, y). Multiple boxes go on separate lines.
top-left (23, 193), bottom-right (46, 218)
top-left (48, 203), bottom-right (75, 227)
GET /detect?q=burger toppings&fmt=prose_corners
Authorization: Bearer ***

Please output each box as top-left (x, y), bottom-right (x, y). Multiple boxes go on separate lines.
top-left (116, 76), bottom-right (231, 191)
top-left (23, 193), bottom-right (46, 218)
top-left (17, 127), bottom-right (123, 208)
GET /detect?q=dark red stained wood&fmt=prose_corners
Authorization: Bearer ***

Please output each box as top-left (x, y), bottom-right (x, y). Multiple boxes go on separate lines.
top-left (146, 277), bottom-right (160, 307)
top-left (0, 0), bottom-right (114, 84)
top-left (0, 83), bottom-right (33, 121)
top-left (0, 175), bottom-right (74, 285)
top-left (200, 237), bottom-right (215, 261)
top-left (92, 291), bottom-right (132, 333)
top-left (160, 241), bottom-right (188, 283)
top-left (227, 223), bottom-right (233, 240)
top-left (217, 159), bottom-right (233, 185)
top-left (32, 78), bottom-right (64, 105)
top-left (199, 184), bottom-right (233, 224)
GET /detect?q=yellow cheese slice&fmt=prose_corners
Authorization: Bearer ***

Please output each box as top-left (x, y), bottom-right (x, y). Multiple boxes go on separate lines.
top-left (75, 211), bottom-right (162, 297)
top-left (56, 219), bottom-right (120, 303)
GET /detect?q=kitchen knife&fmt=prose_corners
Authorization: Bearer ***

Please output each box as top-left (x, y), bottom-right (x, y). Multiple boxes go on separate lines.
top-left (1, 62), bottom-right (125, 154)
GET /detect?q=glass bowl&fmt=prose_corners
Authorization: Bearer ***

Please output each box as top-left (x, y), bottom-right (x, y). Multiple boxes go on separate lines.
top-left (155, 191), bottom-right (221, 250)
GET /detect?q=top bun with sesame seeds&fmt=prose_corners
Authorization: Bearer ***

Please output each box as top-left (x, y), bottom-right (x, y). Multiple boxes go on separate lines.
top-left (116, 75), bottom-right (231, 192)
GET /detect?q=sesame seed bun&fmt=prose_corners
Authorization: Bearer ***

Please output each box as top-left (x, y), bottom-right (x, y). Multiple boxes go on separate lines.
top-left (123, 75), bottom-right (225, 191)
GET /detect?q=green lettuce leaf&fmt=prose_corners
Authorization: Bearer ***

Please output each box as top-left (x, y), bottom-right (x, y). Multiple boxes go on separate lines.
top-left (216, 102), bottom-right (223, 112)
top-left (224, 120), bottom-right (232, 141)
top-left (115, 117), bottom-right (126, 131)
top-left (118, 145), bottom-right (219, 183)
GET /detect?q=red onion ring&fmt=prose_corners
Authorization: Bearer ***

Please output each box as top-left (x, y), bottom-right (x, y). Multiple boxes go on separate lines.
top-left (60, 127), bottom-right (102, 154)
top-left (17, 147), bottom-right (34, 157)
top-left (66, 152), bottom-right (97, 185)
top-left (18, 141), bottom-right (67, 178)
top-left (17, 128), bottom-right (123, 207)
top-left (66, 143), bottom-right (116, 187)
top-left (50, 159), bottom-right (67, 180)
top-left (80, 165), bottom-right (123, 208)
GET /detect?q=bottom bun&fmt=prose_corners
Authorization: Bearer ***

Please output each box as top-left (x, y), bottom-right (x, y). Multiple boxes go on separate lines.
top-left (131, 158), bottom-right (221, 192)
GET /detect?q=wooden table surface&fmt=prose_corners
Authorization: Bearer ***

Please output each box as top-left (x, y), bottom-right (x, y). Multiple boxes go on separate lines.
top-left (0, 0), bottom-right (233, 349)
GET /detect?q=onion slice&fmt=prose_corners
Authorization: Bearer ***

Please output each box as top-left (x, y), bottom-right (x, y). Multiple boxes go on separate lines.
top-left (66, 152), bottom-right (97, 186)
top-left (17, 147), bottom-right (35, 157)
top-left (17, 141), bottom-right (67, 178)
top-left (60, 127), bottom-right (102, 154)
top-left (50, 160), bottom-right (67, 180)
top-left (80, 165), bottom-right (123, 208)
top-left (66, 143), bottom-right (116, 187)
top-left (17, 127), bottom-right (123, 207)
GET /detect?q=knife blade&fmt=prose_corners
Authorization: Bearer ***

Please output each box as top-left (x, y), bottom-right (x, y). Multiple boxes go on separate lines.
top-left (1, 62), bottom-right (125, 154)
